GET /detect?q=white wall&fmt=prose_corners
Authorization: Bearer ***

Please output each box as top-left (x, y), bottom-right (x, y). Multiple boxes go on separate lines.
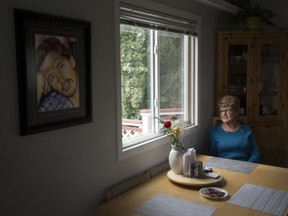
top-left (0, 0), bottom-right (230, 215)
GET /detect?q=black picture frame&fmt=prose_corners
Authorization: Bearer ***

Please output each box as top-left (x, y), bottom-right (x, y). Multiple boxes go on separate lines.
top-left (14, 9), bottom-right (92, 135)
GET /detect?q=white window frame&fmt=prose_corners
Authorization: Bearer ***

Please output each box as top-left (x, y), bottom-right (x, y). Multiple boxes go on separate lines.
top-left (114, 0), bottom-right (201, 161)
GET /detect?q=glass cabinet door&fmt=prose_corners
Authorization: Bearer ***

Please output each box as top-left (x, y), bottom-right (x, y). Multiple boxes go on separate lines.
top-left (253, 38), bottom-right (284, 122)
top-left (225, 38), bottom-right (254, 117)
top-left (228, 44), bottom-right (248, 115)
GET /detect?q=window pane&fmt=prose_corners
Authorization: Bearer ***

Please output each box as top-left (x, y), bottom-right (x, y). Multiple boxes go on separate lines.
top-left (120, 24), bottom-right (151, 144)
top-left (120, 24), bottom-right (193, 147)
top-left (158, 31), bottom-right (185, 122)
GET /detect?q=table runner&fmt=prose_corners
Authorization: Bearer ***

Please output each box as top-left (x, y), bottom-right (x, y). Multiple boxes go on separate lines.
top-left (228, 183), bottom-right (288, 216)
top-left (204, 157), bottom-right (257, 173)
top-left (137, 194), bottom-right (217, 216)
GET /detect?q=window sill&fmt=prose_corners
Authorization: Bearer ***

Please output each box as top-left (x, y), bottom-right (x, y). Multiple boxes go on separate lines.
top-left (117, 124), bottom-right (199, 161)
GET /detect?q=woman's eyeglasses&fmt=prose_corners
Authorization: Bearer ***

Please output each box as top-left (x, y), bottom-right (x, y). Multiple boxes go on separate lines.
top-left (220, 108), bottom-right (234, 114)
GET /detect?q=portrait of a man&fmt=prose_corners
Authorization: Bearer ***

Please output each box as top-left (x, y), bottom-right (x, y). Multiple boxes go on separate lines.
top-left (35, 35), bottom-right (80, 112)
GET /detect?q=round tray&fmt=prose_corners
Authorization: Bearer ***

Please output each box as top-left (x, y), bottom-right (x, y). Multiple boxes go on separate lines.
top-left (167, 170), bottom-right (223, 186)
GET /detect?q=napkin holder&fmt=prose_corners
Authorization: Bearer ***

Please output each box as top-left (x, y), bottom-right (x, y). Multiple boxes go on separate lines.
top-left (182, 148), bottom-right (196, 177)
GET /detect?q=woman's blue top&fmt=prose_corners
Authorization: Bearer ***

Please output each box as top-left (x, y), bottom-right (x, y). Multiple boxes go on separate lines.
top-left (210, 123), bottom-right (260, 163)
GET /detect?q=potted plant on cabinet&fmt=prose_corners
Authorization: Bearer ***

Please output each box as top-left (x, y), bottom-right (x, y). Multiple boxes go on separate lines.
top-left (230, 3), bottom-right (278, 30)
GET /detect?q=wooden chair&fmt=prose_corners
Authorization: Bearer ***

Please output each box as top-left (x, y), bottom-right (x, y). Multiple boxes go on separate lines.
top-left (105, 173), bottom-right (149, 201)
top-left (144, 161), bottom-right (170, 179)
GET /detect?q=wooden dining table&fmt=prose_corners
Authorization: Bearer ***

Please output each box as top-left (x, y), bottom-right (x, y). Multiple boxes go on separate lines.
top-left (94, 155), bottom-right (288, 216)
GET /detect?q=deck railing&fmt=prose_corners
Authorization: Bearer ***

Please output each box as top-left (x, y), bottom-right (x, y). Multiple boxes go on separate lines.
top-left (122, 108), bottom-right (183, 141)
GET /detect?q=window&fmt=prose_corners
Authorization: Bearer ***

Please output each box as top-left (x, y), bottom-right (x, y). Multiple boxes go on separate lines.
top-left (115, 0), bottom-right (199, 159)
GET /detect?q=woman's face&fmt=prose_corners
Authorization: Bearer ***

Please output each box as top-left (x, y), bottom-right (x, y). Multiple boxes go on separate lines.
top-left (219, 106), bottom-right (239, 123)
top-left (40, 51), bottom-right (78, 97)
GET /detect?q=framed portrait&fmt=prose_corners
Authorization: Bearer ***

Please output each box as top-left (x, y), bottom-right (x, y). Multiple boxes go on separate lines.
top-left (14, 9), bottom-right (92, 135)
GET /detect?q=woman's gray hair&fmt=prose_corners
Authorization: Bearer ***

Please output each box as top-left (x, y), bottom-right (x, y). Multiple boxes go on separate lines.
top-left (218, 95), bottom-right (240, 110)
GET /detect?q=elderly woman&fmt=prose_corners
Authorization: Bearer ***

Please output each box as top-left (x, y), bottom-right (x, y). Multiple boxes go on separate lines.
top-left (210, 95), bottom-right (260, 163)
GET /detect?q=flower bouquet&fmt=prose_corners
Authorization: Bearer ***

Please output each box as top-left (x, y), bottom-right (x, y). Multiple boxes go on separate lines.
top-left (157, 116), bottom-right (190, 150)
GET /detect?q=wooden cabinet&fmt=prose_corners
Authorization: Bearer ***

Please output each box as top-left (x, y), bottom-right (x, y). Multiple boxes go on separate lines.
top-left (252, 124), bottom-right (284, 166)
top-left (216, 31), bottom-right (288, 167)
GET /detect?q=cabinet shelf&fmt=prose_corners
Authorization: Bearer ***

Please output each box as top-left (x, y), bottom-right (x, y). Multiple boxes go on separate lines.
top-left (228, 62), bottom-right (247, 65)
top-left (259, 92), bottom-right (279, 98)
top-left (228, 72), bottom-right (246, 75)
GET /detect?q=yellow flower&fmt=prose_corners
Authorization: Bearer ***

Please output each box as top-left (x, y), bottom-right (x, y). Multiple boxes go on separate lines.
top-left (172, 127), bottom-right (180, 137)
